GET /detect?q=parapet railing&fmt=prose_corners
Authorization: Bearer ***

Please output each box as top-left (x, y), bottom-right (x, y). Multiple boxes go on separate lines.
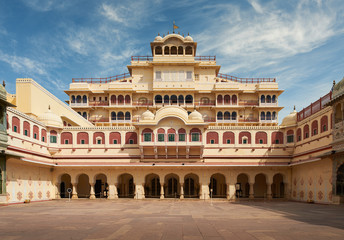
top-left (72, 73), bottom-right (131, 83)
top-left (297, 92), bottom-right (332, 122)
top-left (131, 56), bottom-right (216, 61)
top-left (217, 73), bottom-right (276, 83)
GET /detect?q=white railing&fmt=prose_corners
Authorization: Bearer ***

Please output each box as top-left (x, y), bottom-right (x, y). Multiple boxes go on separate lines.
top-left (70, 102), bottom-right (88, 107)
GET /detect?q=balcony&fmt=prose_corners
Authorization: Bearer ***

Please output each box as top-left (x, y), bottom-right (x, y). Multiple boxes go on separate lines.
top-left (72, 73), bottom-right (131, 83)
top-left (132, 100), bottom-right (154, 107)
top-left (217, 119), bottom-right (238, 123)
top-left (239, 100), bottom-right (259, 106)
top-left (111, 119), bottom-right (131, 123)
top-left (260, 119), bottom-right (278, 123)
top-left (195, 100), bottom-right (216, 107)
top-left (238, 118), bottom-right (259, 123)
top-left (217, 73), bottom-right (276, 83)
top-left (140, 140), bottom-right (203, 147)
top-left (89, 117), bottom-right (108, 123)
top-left (89, 101), bottom-right (109, 106)
top-left (259, 102), bottom-right (278, 107)
top-left (70, 102), bottom-right (88, 107)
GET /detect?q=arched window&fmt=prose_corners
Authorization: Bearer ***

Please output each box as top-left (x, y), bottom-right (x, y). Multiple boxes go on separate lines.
top-left (155, 46), bottom-right (162, 55)
top-left (321, 115), bottom-right (328, 132)
top-left (171, 46), bottom-right (177, 55)
top-left (155, 95), bottom-right (162, 104)
top-left (125, 112), bottom-right (131, 121)
top-left (286, 130), bottom-right (294, 143)
top-left (185, 95), bottom-right (193, 104)
top-left (178, 46), bottom-right (183, 55)
top-left (118, 95), bottom-right (124, 104)
top-left (239, 132), bottom-right (251, 144)
top-left (185, 46), bottom-right (192, 55)
top-left (82, 112), bottom-right (87, 119)
top-left (206, 132), bottom-right (218, 144)
top-left (157, 128), bottom-right (165, 142)
top-left (272, 112), bottom-right (276, 120)
top-left (272, 132), bottom-right (283, 144)
top-left (82, 95), bottom-right (87, 103)
top-left (71, 95), bottom-right (75, 103)
top-left (223, 131), bottom-right (235, 144)
top-left (304, 124), bottom-right (310, 139)
top-left (111, 95), bottom-right (116, 104)
top-left (109, 132), bottom-right (121, 144)
top-left (311, 120), bottom-right (318, 136)
top-left (267, 95), bottom-right (271, 103)
top-left (232, 112), bottom-right (237, 120)
top-left (12, 116), bottom-right (20, 133)
top-left (255, 132), bottom-right (267, 144)
top-left (178, 95), bottom-right (184, 105)
top-left (167, 128), bottom-right (176, 142)
top-left (178, 128), bottom-right (186, 142)
top-left (142, 128), bottom-right (153, 142)
top-left (125, 95), bottom-right (131, 104)
top-left (23, 121), bottom-right (30, 137)
top-left (164, 95), bottom-right (169, 104)
top-left (126, 132), bottom-right (137, 144)
top-left (224, 95), bottom-right (230, 104)
top-left (50, 130), bottom-right (57, 143)
top-left (232, 95), bottom-right (237, 105)
top-left (266, 112), bottom-right (271, 120)
top-left (217, 112), bottom-right (223, 120)
top-left (217, 95), bottom-right (223, 105)
top-left (93, 132), bottom-right (105, 145)
top-left (261, 95), bottom-right (265, 103)
top-left (117, 112), bottom-right (124, 120)
top-left (111, 112), bottom-right (116, 121)
top-left (164, 46), bottom-right (170, 55)
top-left (41, 129), bottom-right (47, 142)
top-left (272, 95), bottom-right (276, 103)
top-left (77, 132), bottom-right (88, 144)
top-left (61, 132), bottom-right (73, 145)
top-left (261, 112), bottom-right (266, 120)
top-left (33, 125), bottom-right (39, 140)
top-left (76, 95), bottom-right (81, 103)
top-left (224, 111), bottom-right (230, 120)
top-left (171, 95), bottom-right (177, 104)
top-left (190, 128), bottom-right (201, 142)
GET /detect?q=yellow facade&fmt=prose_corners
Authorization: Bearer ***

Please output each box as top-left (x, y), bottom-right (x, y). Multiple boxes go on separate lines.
top-left (1, 33), bottom-right (342, 204)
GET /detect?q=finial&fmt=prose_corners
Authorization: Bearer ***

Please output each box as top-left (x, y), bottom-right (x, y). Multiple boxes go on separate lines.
top-left (158, 32), bottom-right (160, 36)
top-left (178, 31), bottom-right (180, 34)
top-left (333, 80), bottom-right (336, 86)
top-left (293, 105), bottom-right (296, 111)
top-left (48, 105), bottom-right (51, 110)
top-left (163, 34), bottom-right (165, 37)
top-left (167, 31), bottom-right (169, 34)
top-left (2, 80), bottom-right (5, 88)
top-left (188, 32), bottom-right (189, 36)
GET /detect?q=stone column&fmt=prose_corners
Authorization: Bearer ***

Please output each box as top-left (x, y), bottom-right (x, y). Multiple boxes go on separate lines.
top-left (199, 183), bottom-right (210, 200)
top-left (160, 182), bottom-right (165, 199)
top-left (72, 183), bottom-right (78, 199)
top-left (249, 182), bottom-right (254, 199)
top-left (180, 182), bottom-right (184, 200)
top-left (90, 183), bottom-right (96, 199)
top-left (227, 183), bottom-right (236, 201)
top-left (55, 183), bottom-right (61, 199)
top-left (108, 182), bottom-right (118, 199)
top-left (266, 182), bottom-right (272, 200)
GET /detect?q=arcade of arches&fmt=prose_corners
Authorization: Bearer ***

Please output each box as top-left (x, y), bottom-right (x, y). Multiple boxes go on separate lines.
top-left (56, 170), bottom-right (288, 200)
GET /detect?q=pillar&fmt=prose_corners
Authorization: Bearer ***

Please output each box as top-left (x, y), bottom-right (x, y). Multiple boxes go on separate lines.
top-left (160, 182), bottom-right (164, 199)
top-left (199, 183), bottom-right (210, 200)
top-left (249, 182), bottom-right (254, 199)
top-left (266, 182), bottom-right (272, 200)
top-left (72, 183), bottom-right (78, 199)
top-left (134, 184), bottom-right (145, 199)
top-left (227, 183), bottom-right (236, 201)
top-left (55, 183), bottom-right (61, 199)
top-left (108, 182), bottom-right (118, 199)
top-left (90, 183), bottom-right (96, 199)
top-left (180, 182), bottom-right (184, 200)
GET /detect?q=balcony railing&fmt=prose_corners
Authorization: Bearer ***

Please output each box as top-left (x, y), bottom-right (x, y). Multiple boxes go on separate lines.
top-left (70, 102), bottom-right (88, 107)
top-left (297, 92), bottom-right (332, 122)
top-left (217, 119), bottom-right (238, 123)
top-left (217, 73), bottom-right (276, 83)
top-left (239, 100), bottom-right (259, 106)
top-left (194, 100), bottom-right (216, 106)
top-left (195, 56), bottom-right (216, 61)
top-left (131, 56), bottom-right (153, 61)
top-left (132, 100), bottom-right (154, 106)
top-left (89, 101), bottom-right (109, 106)
top-left (72, 73), bottom-right (131, 83)
top-left (260, 102), bottom-right (278, 106)
top-left (260, 119), bottom-right (278, 123)
top-left (239, 118), bottom-right (259, 123)
top-left (111, 119), bottom-right (131, 123)
top-left (89, 117), bottom-right (108, 123)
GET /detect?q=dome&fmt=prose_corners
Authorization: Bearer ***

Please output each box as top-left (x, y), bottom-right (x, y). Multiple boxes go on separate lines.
top-left (141, 110), bottom-right (154, 120)
top-left (184, 35), bottom-right (193, 41)
top-left (38, 107), bottom-right (63, 128)
top-left (281, 109), bottom-right (297, 126)
top-left (154, 35), bottom-right (163, 41)
top-left (188, 110), bottom-right (202, 120)
top-left (332, 77), bottom-right (344, 100)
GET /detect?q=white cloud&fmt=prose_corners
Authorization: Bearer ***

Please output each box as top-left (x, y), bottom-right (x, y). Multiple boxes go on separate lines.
top-left (0, 51), bottom-right (47, 75)
top-left (101, 4), bottom-right (127, 24)
top-left (195, 0), bottom-right (343, 73)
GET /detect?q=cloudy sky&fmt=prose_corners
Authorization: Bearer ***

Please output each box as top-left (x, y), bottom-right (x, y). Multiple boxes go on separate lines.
top-left (0, 0), bottom-right (343, 121)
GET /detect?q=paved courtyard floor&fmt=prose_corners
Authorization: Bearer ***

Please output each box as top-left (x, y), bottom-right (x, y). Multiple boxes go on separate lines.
top-left (1, 199), bottom-right (344, 240)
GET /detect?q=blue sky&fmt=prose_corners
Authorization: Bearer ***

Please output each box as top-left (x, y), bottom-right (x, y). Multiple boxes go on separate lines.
top-left (1, 0), bottom-right (344, 121)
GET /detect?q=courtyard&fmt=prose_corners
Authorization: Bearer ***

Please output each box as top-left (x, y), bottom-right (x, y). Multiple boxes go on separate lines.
top-left (0, 200), bottom-right (344, 240)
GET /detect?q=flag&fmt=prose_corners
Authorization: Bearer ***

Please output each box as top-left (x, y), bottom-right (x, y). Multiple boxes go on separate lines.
top-left (173, 24), bottom-right (179, 29)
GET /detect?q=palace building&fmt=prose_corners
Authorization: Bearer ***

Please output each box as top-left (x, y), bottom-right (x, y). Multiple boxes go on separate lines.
top-left (1, 33), bottom-right (343, 204)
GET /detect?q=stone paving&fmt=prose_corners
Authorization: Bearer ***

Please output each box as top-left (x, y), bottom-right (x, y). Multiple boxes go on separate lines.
top-left (0, 199), bottom-right (344, 240)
